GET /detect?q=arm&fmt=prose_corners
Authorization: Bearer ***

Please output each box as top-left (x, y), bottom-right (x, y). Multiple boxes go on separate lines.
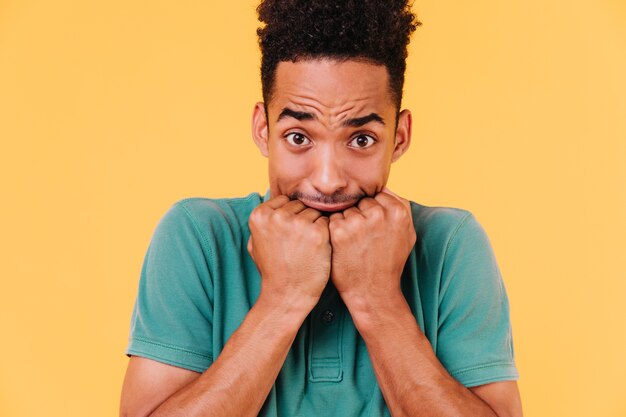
top-left (328, 189), bottom-right (521, 417)
top-left (121, 196), bottom-right (331, 417)
top-left (120, 292), bottom-right (311, 417)
top-left (345, 291), bottom-right (522, 417)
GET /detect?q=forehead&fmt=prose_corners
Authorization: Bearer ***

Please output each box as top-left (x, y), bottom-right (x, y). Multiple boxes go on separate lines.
top-left (269, 59), bottom-right (395, 120)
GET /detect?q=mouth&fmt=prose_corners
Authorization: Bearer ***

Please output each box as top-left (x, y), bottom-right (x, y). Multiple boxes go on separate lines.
top-left (299, 199), bottom-right (357, 213)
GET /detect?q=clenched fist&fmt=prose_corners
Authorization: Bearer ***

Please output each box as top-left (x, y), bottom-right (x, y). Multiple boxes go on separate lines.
top-left (248, 195), bottom-right (331, 309)
top-left (328, 188), bottom-right (416, 306)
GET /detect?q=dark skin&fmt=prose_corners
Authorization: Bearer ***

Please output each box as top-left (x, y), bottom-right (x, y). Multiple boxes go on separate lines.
top-left (119, 58), bottom-right (523, 417)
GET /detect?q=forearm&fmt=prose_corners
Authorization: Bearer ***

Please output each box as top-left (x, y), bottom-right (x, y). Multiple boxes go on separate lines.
top-left (149, 292), bottom-right (311, 417)
top-left (347, 291), bottom-right (497, 417)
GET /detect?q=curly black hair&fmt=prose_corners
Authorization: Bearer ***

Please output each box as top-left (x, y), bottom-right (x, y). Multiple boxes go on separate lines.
top-left (257, 0), bottom-right (421, 111)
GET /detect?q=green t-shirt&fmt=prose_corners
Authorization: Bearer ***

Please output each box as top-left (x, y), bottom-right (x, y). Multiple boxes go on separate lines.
top-left (126, 192), bottom-right (518, 416)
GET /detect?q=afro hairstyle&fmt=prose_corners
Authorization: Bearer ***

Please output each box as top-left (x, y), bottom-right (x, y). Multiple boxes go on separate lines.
top-left (256, 0), bottom-right (421, 111)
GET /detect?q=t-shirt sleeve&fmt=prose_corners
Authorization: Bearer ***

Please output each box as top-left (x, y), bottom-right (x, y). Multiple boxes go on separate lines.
top-left (125, 202), bottom-right (214, 373)
top-left (436, 213), bottom-right (519, 387)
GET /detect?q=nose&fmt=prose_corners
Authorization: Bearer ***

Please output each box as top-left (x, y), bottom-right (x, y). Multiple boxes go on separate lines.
top-left (309, 146), bottom-right (348, 196)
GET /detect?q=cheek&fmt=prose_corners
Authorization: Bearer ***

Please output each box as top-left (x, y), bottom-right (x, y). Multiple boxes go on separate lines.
top-left (346, 153), bottom-right (391, 192)
top-left (267, 145), bottom-right (308, 189)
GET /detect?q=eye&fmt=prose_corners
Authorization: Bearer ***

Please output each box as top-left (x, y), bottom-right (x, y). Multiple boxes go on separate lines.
top-left (285, 132), bottom-right (312, 147)
top-left (348, 134), bottom-right (376, 149)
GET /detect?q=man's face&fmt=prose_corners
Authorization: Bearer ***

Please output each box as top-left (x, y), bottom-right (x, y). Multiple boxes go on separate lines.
top-left (252, 58), bottom-right (412, 212)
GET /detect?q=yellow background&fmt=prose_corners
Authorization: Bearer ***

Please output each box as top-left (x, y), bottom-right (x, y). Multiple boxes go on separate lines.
top-left (1, 1), bottom-right (625, 416)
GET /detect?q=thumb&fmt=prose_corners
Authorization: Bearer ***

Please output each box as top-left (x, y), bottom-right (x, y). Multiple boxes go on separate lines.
top-left (381, 187), bottom-right (411, 211)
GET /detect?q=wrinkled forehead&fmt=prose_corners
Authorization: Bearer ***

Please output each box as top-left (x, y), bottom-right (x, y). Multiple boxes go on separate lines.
top-left (268, 59), bottom-right (396, 124)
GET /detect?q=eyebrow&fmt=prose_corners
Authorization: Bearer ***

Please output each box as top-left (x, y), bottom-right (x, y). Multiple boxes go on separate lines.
top-left (277, 107), bottom-right (385, 127)
top-left (277, 108), bottom-right (315, 122)
top-left (343, 113), bottom-right (385, 127)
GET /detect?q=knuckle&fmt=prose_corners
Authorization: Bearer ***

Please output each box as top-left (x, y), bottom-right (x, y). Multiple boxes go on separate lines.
top-left (292, 214), bottom-right (310, 228)
top-left (274, 208), bottom-right (290, 221)
top-left (249, 207), bottom-right (265, 224)
top-left (370, 206), bottom-right (384, 219)
top-left (331, 229), bottom-right (348, 245)
top-left (311, 228), bottom-right (329, 246)
top-left (391, 204), bottom-right (407, 219)
top-left (329, 222), bottom-right (348, 242)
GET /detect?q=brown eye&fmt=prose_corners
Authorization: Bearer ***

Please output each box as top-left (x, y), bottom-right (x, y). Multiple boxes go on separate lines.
top-left (286, 133), bottom-right (311, 146)
top-left (349, 134), bottom-right (376, 148)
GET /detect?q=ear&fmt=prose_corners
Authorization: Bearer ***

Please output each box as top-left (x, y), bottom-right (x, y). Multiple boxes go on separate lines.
top-left (251, 102), bottom-right (269, 157)
top-left (391, 109), bottom-right (412, 163)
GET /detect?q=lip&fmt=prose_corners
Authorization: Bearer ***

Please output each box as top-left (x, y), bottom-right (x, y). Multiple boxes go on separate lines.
top-left (300, 199), bottom-right (356, 213)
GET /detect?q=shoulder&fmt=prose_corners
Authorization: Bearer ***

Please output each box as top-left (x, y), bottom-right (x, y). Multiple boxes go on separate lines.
top-left (175, 192), bottom-right (263, 222)
top-left (409, 201), bottom-right (495, 268)
top-left (159, 192), bottom-right (263, 232)
top-left (410, 201), bottom-right (477, 245)
top-left (147, 193), bottom-right (263, 260)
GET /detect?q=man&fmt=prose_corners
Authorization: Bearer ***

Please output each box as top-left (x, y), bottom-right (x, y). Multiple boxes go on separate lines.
top-left (120, 1), bottom-right (522, 416)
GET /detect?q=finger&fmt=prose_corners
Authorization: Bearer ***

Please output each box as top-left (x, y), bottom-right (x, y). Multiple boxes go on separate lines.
top-left (374, 191), bottom-right (395, 207)
top-left (357, 197), bottom-right (380, 211)
top-left (381, 187), bottom-right (398, 198)
top-left (380, 187), bottom-right (409, 207)
top-left (279, 199), bottom-right (308, 214)
top-left (329, 212), bottom-right (344, 222)
top-left (375, 188), bottom-right (409, 209)
top-left (314, 215), bottom-right (330, 226)
top-left (376, 188), bottom-right (412, 215)
top-left (297, 207), bottom-right (323, 222)
top-left (342, 206), bottom-right (364, 219)
top-left (263, 194), bottom-right (291, 209)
